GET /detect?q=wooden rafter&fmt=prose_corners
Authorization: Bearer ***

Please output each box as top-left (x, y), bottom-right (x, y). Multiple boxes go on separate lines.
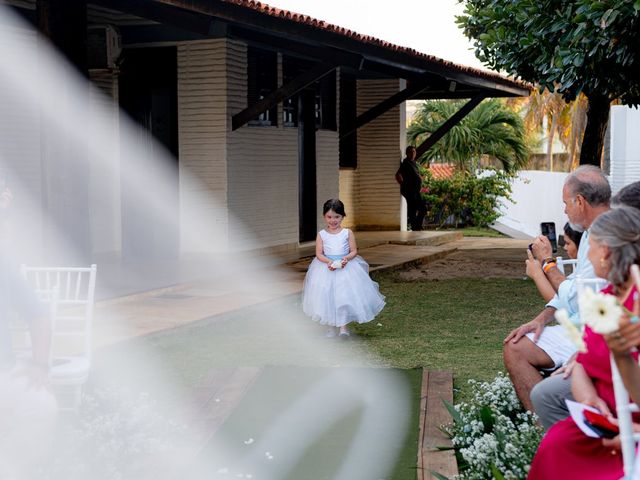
top-left (415, 95), bottom-right (485, 159)
top-left (340, 81), bottom-right (430, 139)
top-left (231, 60), bottom-right (340, 131)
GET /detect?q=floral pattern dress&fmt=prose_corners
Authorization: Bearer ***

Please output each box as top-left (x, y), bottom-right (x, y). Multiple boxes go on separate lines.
top-left (527, 284), bottom-right (638, 480)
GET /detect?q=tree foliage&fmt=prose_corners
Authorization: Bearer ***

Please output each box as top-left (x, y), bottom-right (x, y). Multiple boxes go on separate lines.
top-left (457, 0), bottom-right (640, 165)
top-left (407, 98), bottom-right (529, 173)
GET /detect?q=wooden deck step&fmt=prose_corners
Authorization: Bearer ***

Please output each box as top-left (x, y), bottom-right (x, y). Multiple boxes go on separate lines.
top-left (418, 369), bottom-right (458, 480)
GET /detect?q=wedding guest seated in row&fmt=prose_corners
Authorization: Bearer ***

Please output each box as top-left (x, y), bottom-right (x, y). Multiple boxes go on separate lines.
top-left (528, 206), bottom-right (640, 480)
top-left (505, 165), bottom-right (610, 413)
top-left (531, 180), bottom-right (640, 430)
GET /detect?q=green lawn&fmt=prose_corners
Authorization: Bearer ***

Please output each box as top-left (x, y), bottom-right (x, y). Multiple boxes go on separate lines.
top-left (360, 273), bottom-right (542, 399)
top-left (102, 272), bottom-right (544, 408)
top-left (437, 226), bottom-right (505, 237)
top-left (93, 271), bottom-right (544, 479)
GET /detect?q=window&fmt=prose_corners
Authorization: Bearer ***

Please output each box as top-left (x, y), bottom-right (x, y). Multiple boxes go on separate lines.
top-left (282, 56), bottom-right (337, 131)
top-left (247, 47), bottom-right (277, 126)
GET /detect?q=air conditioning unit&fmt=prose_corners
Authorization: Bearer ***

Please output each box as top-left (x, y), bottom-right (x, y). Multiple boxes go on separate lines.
top-left (88, 25), bottom-right (121, 69)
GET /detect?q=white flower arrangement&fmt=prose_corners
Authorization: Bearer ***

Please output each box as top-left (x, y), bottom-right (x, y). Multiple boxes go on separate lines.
top-left (578, 287), bottom-right (624, 334)
top-left (440, 373), bottom-right (543, 480)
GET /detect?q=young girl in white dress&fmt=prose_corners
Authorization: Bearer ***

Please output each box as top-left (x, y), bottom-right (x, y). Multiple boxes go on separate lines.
top-left (302, 199), bottom-right (385, 337)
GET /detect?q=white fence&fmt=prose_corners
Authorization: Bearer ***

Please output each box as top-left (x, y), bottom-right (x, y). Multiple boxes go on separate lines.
top-left (493, 105), bottom-right (640, 240)
top-left (493, 170), bottom-right (569, 240)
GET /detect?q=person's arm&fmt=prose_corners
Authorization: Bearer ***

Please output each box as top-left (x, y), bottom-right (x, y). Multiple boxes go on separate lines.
top-left (341, 230), bottom-right (358, 267)
top-left (571, 362), bottom-right (612, 417)
top-left (526, 250), bottom-right (556, 302)
top-left (504, 306), bottom-right (556, 344)
top-left (395, 168), bottom-right (403, 186)
top-left (531, 235), bottom-right (567, 290)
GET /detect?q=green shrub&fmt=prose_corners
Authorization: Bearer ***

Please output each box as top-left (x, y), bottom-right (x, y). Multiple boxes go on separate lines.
top-left (421, 168), bottom-right (514, 228)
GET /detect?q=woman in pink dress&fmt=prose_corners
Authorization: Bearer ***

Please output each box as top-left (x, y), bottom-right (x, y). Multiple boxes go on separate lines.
top-left (528, 206), bottom-right (640, 480)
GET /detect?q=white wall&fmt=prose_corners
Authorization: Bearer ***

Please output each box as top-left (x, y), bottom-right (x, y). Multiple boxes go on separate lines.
top-left (494, 170), bottom-right (569, 239)
top-left (610, 105), bottom-right (640, 194)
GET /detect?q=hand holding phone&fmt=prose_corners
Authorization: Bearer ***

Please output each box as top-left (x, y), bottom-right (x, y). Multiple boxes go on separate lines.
top-left (540, 222), bottom-right (558, 254)
top-left (583, 410), bottom-right (619, 439)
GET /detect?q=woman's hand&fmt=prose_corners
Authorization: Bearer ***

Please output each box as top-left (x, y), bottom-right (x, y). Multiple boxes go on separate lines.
top-left (341, 257), bottom-right (349, 268)
top-left (327, 262), bottom-right (336, 271)
top-left (583, 395), bottom-right (613, 418)
top-left (525, 250), bottom-right (543, 279)
top-left (551, 355), bottom-right (577, 379)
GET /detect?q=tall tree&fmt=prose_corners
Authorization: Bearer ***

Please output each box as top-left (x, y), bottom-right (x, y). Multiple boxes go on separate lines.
top-left (457, 0), bottom-right (640, 166)
top-left (407, 98), bottom-right (529, 173)
top-left (514, 91), bottom-right (588, 170)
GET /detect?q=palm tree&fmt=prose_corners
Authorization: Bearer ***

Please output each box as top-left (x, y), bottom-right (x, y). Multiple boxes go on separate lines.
top-left (407, 98), bottom-right (529, 173)
top-left (514, 90), bottom-right (588, 170)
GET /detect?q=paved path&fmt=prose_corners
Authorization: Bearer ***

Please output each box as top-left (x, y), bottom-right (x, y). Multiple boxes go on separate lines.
top-left (92, 231), bottom-right (468, 347)
top-left (87, 232), bottom-right (532, 478)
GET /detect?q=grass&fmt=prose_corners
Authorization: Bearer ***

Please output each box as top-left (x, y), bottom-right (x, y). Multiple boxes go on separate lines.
top-left (93, 269), bottom-right (544, 479)
top-left (360, 273), bottom-right (542, 399)
top-left (432, 226), bottom-right (506, 238)
top-left (101, 271), bottom-right (543, 401)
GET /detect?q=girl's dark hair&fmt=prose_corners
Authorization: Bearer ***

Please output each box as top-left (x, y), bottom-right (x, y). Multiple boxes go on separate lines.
top-left (563, 222), bottom-right (583, 247)
top-left (323, 198), bottom-right (346, 216)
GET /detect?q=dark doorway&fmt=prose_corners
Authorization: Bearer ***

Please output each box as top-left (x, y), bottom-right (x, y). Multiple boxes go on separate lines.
top-left (119, 47), bottom-right (179, 261)
top-left (298, 88), bottom-right (317, 242)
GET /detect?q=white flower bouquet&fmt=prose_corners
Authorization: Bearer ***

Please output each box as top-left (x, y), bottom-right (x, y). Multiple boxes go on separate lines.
top-left (440, 373), bottom-right (543, 480)
top-left (556, 286), bottom-right (625, 353)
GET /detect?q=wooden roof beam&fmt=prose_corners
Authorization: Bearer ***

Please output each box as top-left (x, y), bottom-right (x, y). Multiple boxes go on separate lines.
top-left (415, 95), bottom-right (485, 159)
top-left (340, 81), bottom-right (430, 140)
top-left (231, 60), bottom-right (340, 131)
top-left (91, 0), bottom-right (213, 35)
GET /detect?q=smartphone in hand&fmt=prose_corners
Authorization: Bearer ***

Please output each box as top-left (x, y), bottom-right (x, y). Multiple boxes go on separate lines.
top-left (540, 222), bottom-right (558, 254)
top-left (583, 410), bottom-right (619, 439)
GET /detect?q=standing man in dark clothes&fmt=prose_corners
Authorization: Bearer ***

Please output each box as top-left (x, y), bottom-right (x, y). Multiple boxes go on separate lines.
top-left (395, 146), bottom-right (427, 231)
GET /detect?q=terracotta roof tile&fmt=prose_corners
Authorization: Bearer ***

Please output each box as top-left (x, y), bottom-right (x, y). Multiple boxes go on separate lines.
top-left (218, 0), bottom-right (529, 91)
top-left (428, 163), bottom-right (456, 179)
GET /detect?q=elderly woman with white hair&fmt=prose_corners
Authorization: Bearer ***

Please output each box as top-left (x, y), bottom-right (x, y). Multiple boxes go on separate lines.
top-left (528, 206), bottom-right (640, 480)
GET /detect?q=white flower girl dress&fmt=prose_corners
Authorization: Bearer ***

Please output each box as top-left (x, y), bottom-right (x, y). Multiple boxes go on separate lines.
top-left (302, 228), bottom-right (385, 326)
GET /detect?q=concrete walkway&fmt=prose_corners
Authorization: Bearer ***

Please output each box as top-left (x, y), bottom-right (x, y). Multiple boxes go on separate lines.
top-left (92, 230), bottom-right (465, 347)
top-left (86, 231), bottom-right (530, 478)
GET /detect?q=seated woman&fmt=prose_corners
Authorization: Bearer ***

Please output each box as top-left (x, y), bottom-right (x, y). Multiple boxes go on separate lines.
top-left (528, 206), bottom-right (640, 480)
top-left (526, 223), bottom-right (583, 302)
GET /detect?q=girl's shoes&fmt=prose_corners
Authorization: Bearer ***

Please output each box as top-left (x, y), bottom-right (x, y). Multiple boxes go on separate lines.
top-left (338, 326), bottom-right (350, 338)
